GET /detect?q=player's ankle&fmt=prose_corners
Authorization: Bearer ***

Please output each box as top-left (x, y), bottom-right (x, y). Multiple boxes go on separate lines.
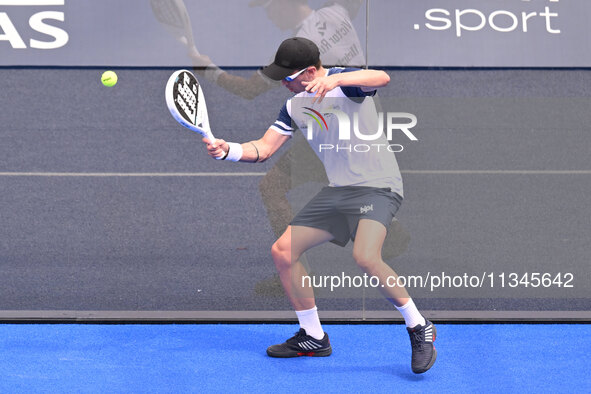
top-left (395, 298), bottom-right (426, 328)
top-left (296, 306), bottom-right (325, 340)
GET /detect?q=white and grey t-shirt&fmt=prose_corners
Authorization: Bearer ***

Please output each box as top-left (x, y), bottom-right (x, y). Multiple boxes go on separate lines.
top-left (271, 68), bottom-right (403, 197)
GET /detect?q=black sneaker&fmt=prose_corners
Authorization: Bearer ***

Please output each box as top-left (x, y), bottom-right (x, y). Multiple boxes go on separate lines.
top-left (267, 328), bottom-right (332, 358)
top-left (407, 319), bottom-right (437, 374)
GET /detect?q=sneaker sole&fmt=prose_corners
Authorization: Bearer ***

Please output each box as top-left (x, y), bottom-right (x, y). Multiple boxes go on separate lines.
top-left (267, 347), bottom-right (332, 358)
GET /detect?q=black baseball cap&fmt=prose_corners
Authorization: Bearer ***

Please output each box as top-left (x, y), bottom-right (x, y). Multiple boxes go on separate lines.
top-left (261, 37), bottom-right (320, 81)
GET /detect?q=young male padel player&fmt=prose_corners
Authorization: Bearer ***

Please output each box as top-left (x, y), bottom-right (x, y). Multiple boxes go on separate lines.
top-left (202, 37), bottom-right (436, 374)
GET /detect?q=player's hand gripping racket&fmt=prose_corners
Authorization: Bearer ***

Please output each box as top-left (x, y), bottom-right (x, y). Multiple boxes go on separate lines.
top-left (150, 0), bottom-right (200, 55)
top-left (166, 69), bottom-right (215, 144)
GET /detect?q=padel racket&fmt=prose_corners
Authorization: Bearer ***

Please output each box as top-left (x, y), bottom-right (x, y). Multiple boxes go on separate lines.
top-left (150, 0), bottom-right (200, 54)
top-left (166, 69), bottom-right (215, 143)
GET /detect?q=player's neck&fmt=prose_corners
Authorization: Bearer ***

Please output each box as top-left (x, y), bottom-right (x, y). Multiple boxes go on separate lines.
top-left (314, 67), bottom-right (328, 78)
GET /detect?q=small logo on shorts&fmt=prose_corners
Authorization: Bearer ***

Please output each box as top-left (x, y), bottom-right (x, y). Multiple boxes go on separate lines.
top-left (360, 204), bottom-right (374, 214)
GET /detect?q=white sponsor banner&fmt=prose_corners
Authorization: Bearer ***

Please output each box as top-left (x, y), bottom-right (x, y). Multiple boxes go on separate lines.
top-left (369, 0), bottom-right (590, 67)
top-left (0, 0), bottom-right (588, 67)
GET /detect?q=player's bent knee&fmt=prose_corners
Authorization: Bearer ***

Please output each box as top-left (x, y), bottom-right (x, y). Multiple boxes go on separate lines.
top-left (271, 239), bottom-right (292, 271)
top-left (352, 249), bottom-right (381, 271)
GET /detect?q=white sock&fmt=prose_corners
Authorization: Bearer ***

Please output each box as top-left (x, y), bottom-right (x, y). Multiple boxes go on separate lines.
top-left (295, 306), bottom-right (324, 340)
top-left (395, 299), bottom-right (426, 328)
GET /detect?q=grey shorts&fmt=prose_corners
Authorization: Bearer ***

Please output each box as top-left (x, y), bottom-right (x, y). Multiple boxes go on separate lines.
top-left (290, 186), bottom-right (403, 247)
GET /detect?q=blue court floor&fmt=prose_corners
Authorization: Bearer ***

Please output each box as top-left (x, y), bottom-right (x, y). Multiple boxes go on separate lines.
top-left (0, 324), bottom-right (589, 393)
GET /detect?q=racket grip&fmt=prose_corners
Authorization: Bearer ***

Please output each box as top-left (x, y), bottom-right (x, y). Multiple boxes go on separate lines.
top-left (204, 130), bottom-right (216, 145)
top-left (204, 130), bottom-right (225, 161)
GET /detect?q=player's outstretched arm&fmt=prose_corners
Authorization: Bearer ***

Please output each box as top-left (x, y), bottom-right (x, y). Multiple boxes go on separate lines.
top-left (190, 52), bottom-right (276, 100)
top-left (203, 128), bottom-right (290, 163)
top-left (303, 69), bottom-right (390, 102)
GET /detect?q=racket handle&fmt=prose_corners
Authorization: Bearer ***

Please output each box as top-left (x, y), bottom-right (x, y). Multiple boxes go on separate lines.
top-left (204, 130), bottom-right (226, 161)
top-left (208, 133), bottom-right (228, 161)
top-left (203, 130), bottom-right (216, 144)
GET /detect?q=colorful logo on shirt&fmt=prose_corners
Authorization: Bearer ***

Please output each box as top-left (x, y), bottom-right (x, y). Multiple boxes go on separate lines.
top-left (302, 106), bottom-right (418, 154)
top-left (303, 107), bottom-right (328, 131)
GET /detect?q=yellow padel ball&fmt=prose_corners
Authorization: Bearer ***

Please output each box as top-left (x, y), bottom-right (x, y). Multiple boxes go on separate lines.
top-left (101, 70), bottom-right (118, 87)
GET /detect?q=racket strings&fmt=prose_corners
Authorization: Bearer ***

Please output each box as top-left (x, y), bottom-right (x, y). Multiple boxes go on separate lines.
top-left (151, 0), bottom-right (185, 28)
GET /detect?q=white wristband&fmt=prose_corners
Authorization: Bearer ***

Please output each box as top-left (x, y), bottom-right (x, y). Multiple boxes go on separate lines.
top-left (224, 142), bottom-right (243, 162)
top-left (205, 63), bottom-right (225, 83)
